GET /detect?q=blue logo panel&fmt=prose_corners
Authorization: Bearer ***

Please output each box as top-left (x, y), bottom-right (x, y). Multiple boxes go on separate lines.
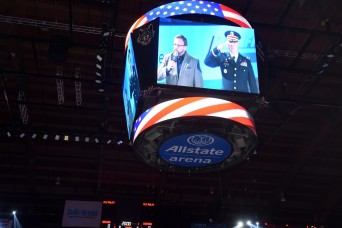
top-left (159, 133), bottom-right (233, 167)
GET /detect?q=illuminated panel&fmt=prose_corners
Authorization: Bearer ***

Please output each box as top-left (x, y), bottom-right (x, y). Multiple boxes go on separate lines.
top-left (101, 200), bottom-right (116, 227)
top-left (125, 0), bottom-right (252, 49)
top-left (142, 202), bottom-right (155, 207)
top-left (133, 97), bottom-right (256, 142)
top-left (103, 200), bottom-right (116, 205)
top-left (141, 202), bottom-right (155, 227)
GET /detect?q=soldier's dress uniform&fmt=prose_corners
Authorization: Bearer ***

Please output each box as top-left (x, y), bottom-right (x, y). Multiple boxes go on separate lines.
top-left (204, 31), bottom-right (258, 93)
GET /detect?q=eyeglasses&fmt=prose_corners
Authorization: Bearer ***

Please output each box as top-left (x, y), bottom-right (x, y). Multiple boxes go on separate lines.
top-left (173, 44), bottom-right (185, 47)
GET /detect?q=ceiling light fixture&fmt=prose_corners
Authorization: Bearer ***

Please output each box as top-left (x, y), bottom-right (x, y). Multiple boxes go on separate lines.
top-left (56, 177), bottom-right (60, 185)
top-left (96, 54), bottom-right (103, 62)
top-left (102, 31), bottom-right (110, 37)
top-left (97, 86), bottom-right (104, 93)
top-left (316, 68), bottom-right (325, 75)
top-left (280, 192), bottom-right (286, 202)
top-left (18, 90), bottom-right (29, 124)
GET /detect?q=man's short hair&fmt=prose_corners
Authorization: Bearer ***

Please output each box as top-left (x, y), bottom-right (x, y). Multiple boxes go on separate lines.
top-left (174, 34), bottom-right (187, 46)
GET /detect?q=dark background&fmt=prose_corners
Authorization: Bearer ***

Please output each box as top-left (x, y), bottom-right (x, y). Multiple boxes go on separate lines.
top-left (0, 0), bottom-right (341, 227)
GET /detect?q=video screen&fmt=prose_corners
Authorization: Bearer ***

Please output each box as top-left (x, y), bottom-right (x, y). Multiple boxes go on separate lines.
top-left (123, 36), bottom-right (140, 140)
top-left (157, 17), bottom-right (260, 94)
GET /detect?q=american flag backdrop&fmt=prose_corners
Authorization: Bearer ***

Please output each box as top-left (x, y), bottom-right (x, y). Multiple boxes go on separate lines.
top-left (125, 0), bottom-right (252, 49)
top-left (132, 97), bottom-right (256, 142)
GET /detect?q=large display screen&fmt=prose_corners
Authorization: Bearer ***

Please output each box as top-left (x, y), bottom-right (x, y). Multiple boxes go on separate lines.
top-left (125, 15), bottom-right (263, 140)
top-left (157, 17), bottom-right (260, 94)
top-left (123, 36), bottom-right (140, 140)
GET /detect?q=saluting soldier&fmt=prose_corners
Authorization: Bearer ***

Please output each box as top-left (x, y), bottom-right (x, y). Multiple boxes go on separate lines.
top-left (204, 30), bottom-right (258, 93)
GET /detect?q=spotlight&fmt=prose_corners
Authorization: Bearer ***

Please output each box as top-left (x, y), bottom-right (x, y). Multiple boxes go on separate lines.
top-left (43, 134), bottom-right (48, 140)
top-left (209, 187), bottom-right (214, 195)
top-left (96, 64), bottom-right (102, 70)
top-left (102, 31), bottom-right (110, 37)
top-left (94, 138), bottom-right (99, 143)
top-left (280, 191), bottom-right (286, 202)
top-left (32, 133), bottom-right (37, 139)
top-left (55, 134), bottom-right (60, 141)
top-left (64, 135), bottom-right (69, 141)
top-left (75, 136), bottom-right (80, 142)
top-left (95, 73), bottom-right (102, 83)
top-left (7, 131), bottom-right (11, 137)
top-left (316, 68), bottom-right (325, 75)
top-left (96, 54), bottom-right (103, 62)
top-left (85, 137), bottom-right (90, 143)
top-left (237, 221), bottom-right (243, 228)
top-left (74, 67), bottom-right (81, 79)
top-left (12, 210), bottom-right (16, 215)
top-left (98, 87), bottom-right (104, 93)
top-left (246, 220), bottom-right (251, 225)
top-left (106, 139), bottom-right (112, 144)
top-left (19, 133), bottom-right (25, 138)
top-left (56, 177), bottom-right (60, 185)
top-left (117, 140), bottom-right (123, 145)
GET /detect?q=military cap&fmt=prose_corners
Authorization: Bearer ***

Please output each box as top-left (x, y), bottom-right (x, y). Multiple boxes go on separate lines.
top-left (224, 30), bottom-right (241, 41)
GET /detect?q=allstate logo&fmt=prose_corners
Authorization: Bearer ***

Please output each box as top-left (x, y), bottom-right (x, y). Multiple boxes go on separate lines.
top-left (187, 135), bottom-right (214, 146)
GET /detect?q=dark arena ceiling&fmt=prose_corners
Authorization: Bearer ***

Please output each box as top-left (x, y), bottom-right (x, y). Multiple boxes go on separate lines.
top-left (0, 0), bottom-right (342, 227)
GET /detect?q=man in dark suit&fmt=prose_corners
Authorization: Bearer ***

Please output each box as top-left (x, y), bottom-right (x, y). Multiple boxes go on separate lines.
top-left (204, 30), bottom-right (258, 93)
top-left (158, 34), bottom-right (203, 88)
